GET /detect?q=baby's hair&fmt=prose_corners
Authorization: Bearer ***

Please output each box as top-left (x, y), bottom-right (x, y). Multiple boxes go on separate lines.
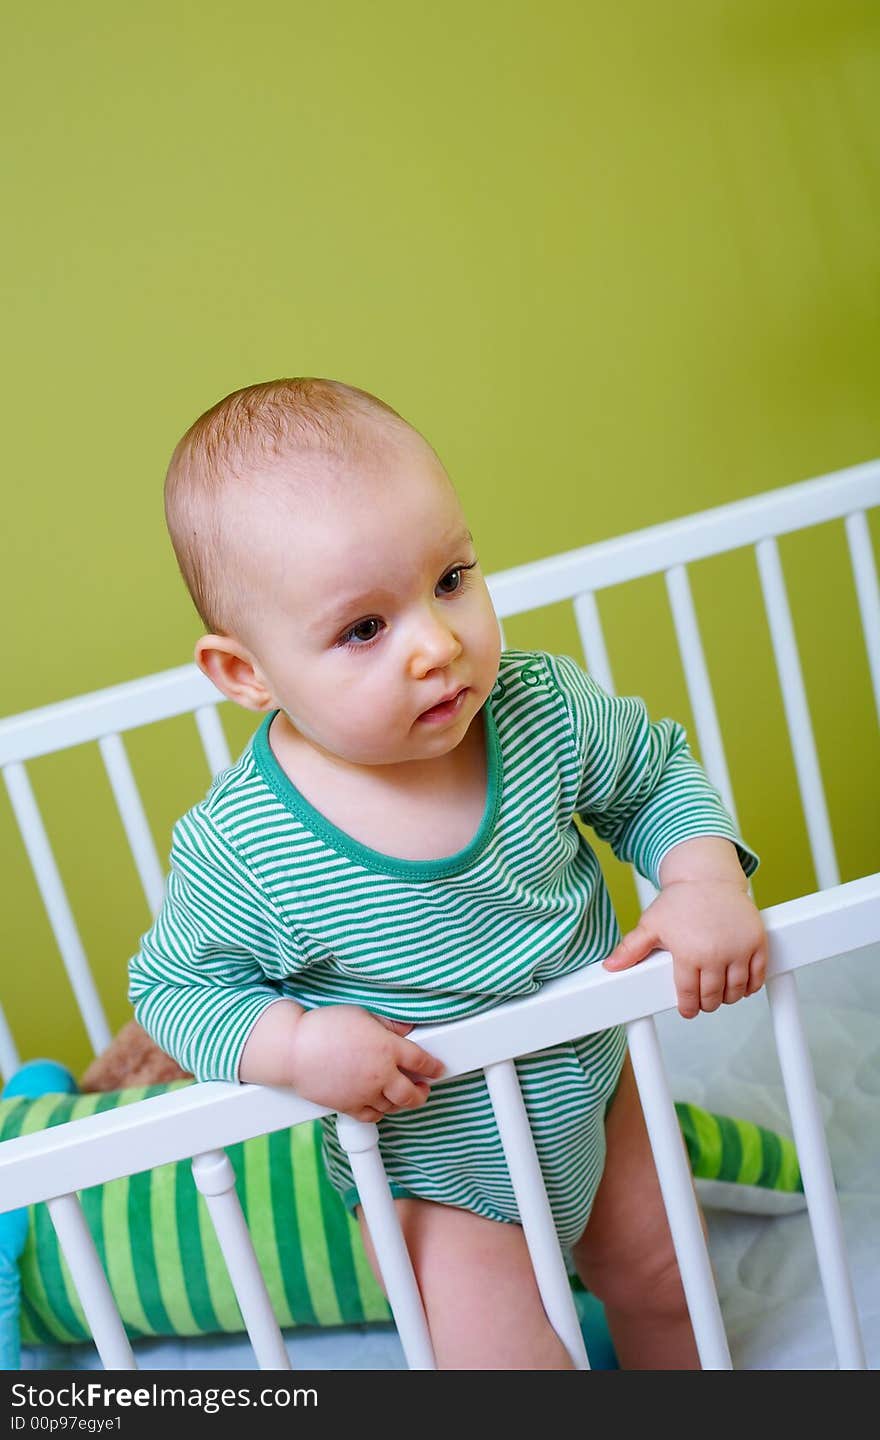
top-left (164, 377), bottom-right (412, 641)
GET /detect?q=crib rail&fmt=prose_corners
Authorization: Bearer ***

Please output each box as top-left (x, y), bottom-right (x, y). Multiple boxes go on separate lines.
top-left (2, 461), bottom-right (875, 773)
top-left (486, 458), bottom-right (880, 609)
top-left (1, 874), bottom-right (877, 1370)
top-left (3, 876), bottom-right (875, 1210)
top-left (0, 665), bottom-right (219, 765)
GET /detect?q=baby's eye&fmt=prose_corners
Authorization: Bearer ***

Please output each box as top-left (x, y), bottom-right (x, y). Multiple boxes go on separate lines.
top-left (438, 561), bottom-right (477, 595)
top-left (341, 618), bottom-right (384, 649)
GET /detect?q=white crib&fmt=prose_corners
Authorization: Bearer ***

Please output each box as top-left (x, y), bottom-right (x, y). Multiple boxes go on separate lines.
top-left (1, 460), bottom-right (878, 1371)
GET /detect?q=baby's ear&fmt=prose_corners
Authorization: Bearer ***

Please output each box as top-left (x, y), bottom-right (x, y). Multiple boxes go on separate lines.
top-left (194, 635), bottom-right (273, 711)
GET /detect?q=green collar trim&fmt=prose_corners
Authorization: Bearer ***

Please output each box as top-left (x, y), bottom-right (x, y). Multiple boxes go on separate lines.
top-left (251, 700), bottom-right (502, 880)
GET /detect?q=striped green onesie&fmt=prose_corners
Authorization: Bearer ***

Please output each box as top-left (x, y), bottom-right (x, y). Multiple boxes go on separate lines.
top-left (129, 649), bottom-right (758, 1248)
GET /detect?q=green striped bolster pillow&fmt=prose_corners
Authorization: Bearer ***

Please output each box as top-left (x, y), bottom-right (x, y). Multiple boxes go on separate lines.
top-left (674, 1101), bottom-right (806, 1216)
top-left (1, 1085), bottom-right (391, 1347)
top-left (1, 1087), bottom-right (804, 1346)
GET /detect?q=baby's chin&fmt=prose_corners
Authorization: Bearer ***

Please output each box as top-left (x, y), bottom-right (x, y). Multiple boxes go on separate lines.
top-left (354, 722), bottom-right (474, 768)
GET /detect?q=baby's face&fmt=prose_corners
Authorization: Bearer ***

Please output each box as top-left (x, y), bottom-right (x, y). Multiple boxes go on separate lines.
top-left (236, 432), bottom-right (502, 771)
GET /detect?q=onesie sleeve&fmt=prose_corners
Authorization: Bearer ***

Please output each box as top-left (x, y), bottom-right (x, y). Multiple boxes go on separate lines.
top-left (128, 805), bottom-right (297, 1083)
top-left (544, 652), bottom-right (759, 888)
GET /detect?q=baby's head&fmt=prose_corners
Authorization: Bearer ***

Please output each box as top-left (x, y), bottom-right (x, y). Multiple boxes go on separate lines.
top-left (165, 377), bottom-right (502, 770)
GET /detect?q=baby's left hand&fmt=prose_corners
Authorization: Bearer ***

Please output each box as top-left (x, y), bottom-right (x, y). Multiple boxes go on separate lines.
top-left (603, 880), bottom-right (769, 1019)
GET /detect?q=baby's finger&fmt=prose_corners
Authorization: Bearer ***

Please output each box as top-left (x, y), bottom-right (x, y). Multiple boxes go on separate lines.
top-left (399, 1066), bottom-right (435, 1085)
top-left (398, 1037), bottom-right (445, 1079)
top-left (674, 962), bottom-right (701, 1020)
top-left (375, 1015), bottom-right (414, 1036)
top-left (722, 961), bottom-right (751, 1005)
top-left (354, 1105), bottom-right (388, 1124)
top-left (698, 969), bottom-right (726, 1014)
top-left (383, 1075), bottom-right (431, 1110)
top-left (603, 921), bottom-right (657, 971)
top-left (746, 945), bottom-right (768, 996)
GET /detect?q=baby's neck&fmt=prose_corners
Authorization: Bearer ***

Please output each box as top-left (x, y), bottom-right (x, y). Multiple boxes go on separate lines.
top-left (269, 709), bottom-right (484, 800)
top-left (267, 709), bottom-right (488, 861)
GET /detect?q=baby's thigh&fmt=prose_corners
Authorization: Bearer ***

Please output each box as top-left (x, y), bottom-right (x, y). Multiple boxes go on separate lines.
top-left (571, 1052), bottom-right (707, 1311)
top-left (356, 1197), bottom-right (573, 1370)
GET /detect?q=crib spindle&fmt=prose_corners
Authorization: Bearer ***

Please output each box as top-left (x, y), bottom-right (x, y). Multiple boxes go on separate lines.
top-left (844, 510), bottom-right (880, 728)
top-left (194, 704), bottom-right (233, 779)
top-left (755, 538), bottom-right (840, 890)
top-left (98, 732), bottom-right (165, 916)
top-left (46, 1192), bottom-right (136, 1369)
top-left (483, 1058), bottom-right (590, 1369)
top-left (335, 1114), bottom-right (437, 1370)
top-left (765, 972), bottom-right (867, 1370)
top-left (0, 1000), bottom-right (21, 1084)
top-left (190, 1148), bottom-right (291, 1370)
top-left (573, 591), bottom-right (615, 695)
top-left (573, 590), bottom-right (657, 913)
top-left (625, 1015), bottom-right (733, 1370)
top-left (664, 564), bottom-right (739, 824)
top-left (2, 761), bottom-right (111, 1056)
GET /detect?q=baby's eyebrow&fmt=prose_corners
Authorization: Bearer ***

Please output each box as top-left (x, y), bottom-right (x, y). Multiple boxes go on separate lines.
top-left (313, 528), bottom-right (474, 632)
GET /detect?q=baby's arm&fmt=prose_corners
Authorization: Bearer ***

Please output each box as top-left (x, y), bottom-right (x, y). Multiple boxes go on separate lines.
top-left (238, 1000), bottom-right (445, 1122)
top-left (547, 656), bottom-right (764, 1016)
top-left (603, 835), bottom-right (768, 1017)
top-left (129, 807), bottom-right (444, 1117)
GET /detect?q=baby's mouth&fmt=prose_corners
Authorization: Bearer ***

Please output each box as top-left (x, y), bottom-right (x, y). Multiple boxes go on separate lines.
top-left (418, 687), bottom-right (468, 722)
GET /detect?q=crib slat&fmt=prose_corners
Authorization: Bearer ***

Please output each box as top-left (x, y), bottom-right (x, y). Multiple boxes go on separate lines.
top-left (191, 1149), bottom-right (291, 1370)
top-left (99, 732), bottom-right (165, 916)
top-left (573, 590), bottom-right (657, 913)
top-left (483, 1058), bottom-right (590, 1369)
top-left (2, 761), bottom-right (111, 1055)
top-left (765, 972), bottom-right (867, 1370)
top-left (844, 510), bottom-right (880, 727)
top-left (0, 1000), bottom-right (21, 1083)
top-left (573, 591), bottom-right (615, 694)
top-left (46, 1193), bottom-right (136, 1369)
top-left (664, 565), bottom-right (739, 823)
top-left (625, 1015), bottom-right (733, 1370)
top-left (335, 1114), bottom-right (437, 1370)
top-left (195, 704), bottom-right (233, 779)
top-left (754, 537), bottom-right (840, 889)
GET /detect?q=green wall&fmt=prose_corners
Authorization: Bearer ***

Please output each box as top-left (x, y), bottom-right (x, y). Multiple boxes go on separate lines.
top-left (2, 2), bottom-right (878, 1074)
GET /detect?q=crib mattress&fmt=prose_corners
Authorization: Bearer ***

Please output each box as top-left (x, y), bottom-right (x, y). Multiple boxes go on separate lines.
top-left (22, 942), bottom-right (878, 1372)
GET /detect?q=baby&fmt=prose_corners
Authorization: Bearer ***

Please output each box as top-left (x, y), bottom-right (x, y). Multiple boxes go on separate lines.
top-left (129, 377), bottom-right (767, 1370)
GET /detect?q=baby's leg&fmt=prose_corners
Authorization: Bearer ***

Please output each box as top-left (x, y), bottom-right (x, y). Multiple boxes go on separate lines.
top-left (570, 1051), bottom-right (707, 1369)
top-left (356, 1197), bottom-right (573, 1370)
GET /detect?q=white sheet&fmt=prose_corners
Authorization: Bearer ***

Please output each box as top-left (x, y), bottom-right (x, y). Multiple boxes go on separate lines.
top-left (23, 942), bottom-right (878, 1372)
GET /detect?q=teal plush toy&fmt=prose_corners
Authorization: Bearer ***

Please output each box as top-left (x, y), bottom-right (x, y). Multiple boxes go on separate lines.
top-left (0, 1060), bottom-right (78, 1368)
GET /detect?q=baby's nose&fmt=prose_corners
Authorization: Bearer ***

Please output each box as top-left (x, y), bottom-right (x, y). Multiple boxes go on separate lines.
top-left (408, 616), bottom-right (462, 674)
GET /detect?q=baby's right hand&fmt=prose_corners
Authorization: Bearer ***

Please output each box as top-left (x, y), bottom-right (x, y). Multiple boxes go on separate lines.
top-left (287, 1005), bottom-right (445, 1123)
